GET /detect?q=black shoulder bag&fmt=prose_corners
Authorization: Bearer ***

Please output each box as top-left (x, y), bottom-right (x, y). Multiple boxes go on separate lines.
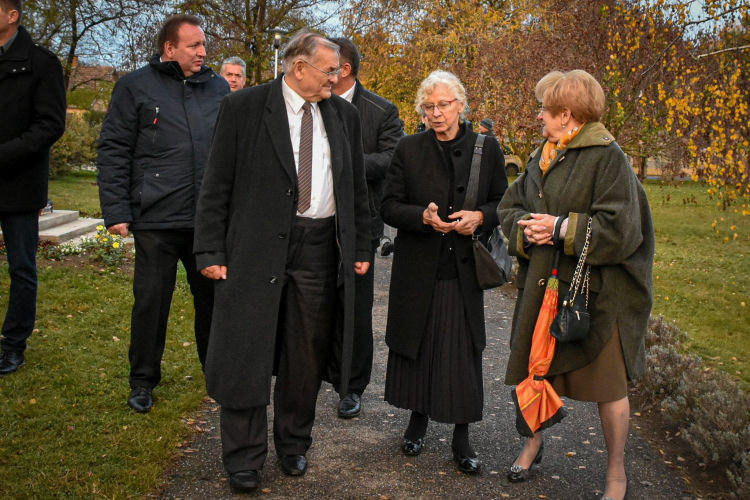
top-left (462, 134), bottom-right (513, 290)
top-left (550, 217), bottom-right (592, 342)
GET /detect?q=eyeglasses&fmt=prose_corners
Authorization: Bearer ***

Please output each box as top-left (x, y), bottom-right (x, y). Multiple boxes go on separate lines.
top-left (298, 60), bottom-right (341, 77)
top-left (421, 99), bottom-right (458, 114)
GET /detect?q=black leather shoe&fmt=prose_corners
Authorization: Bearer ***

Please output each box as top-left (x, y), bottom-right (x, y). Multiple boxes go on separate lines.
top-left (0, 350), bottom-right (25, 376)
top-left (453, 451), bottom-right (480, 473)
top-left (402, 438), bottom-right (424, 456)
top-left (338, 393), bottom-right (361, 418)
top-left (279, 455), bottom-right (308, 476)
top-left (127, 387), bottom-right (153, 413)
top-left (229, 470), bottom-right (260, 492)
top-left (380, 241), bottom-right (394, 257)
top-left (507, 441), bottom-right (544, 483)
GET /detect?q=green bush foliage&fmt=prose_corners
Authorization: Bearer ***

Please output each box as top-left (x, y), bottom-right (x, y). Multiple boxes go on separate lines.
top-left (50, 113), bottom-right (101, 177)
top-left (642, 316), bottom-right (750, 498)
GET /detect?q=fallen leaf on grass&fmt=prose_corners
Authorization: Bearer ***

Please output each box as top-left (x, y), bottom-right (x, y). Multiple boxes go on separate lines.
top-left (262, 488), bottom-right (272, 493)
top-left (30, 399), bottom-right (36, 405)
top-left (183, 342), bottom-right (192, 347)
top-left (113, 336), bottom-right (120, 342)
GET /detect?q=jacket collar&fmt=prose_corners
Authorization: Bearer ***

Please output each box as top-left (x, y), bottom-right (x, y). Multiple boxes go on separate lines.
top-left (149, 53), bottom-right (216, 83)
top-left (351, 79), bottom-right (364, 104)
top-left (0, 25), bottom-right (32, 62)
top-left (529, 122), bottom-right (615, 159)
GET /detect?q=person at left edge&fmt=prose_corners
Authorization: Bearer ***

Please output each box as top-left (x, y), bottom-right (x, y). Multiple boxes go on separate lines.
top-left (96, 14), bottom-right (230, 413)
top-left (0, 0), bottom-right (66, 376)
top-left (193, 30), bottom-right (371, 492)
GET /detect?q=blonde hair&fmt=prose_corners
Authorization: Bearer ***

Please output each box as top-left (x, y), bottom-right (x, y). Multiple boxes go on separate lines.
top-left (536, 70), bottom-right (605, 122)
top-left (414, 70), bottom-right (470, 119)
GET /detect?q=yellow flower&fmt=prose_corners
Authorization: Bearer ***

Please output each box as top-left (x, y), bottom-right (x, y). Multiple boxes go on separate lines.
top-left (97, 225), bottom-right (104, 231)
top-left (113, 242), bottom-right (120, 249)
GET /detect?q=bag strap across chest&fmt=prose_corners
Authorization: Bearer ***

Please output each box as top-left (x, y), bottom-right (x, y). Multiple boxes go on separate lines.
top-left (461, 134), bottom-right (486, 211)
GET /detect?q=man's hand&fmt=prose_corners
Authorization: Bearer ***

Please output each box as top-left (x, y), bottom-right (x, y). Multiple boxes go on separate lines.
top-left (423, 202), bottom-right (457, 233)
top-left (354, 262), bottom-right (370, 275)
top-left (108, 223), bottom-right (130, 237)
top-left (201, 265), bottom-right (227, 280)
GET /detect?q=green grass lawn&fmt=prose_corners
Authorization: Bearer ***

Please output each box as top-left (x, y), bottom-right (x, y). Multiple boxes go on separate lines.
top-left (645, 180), bottom-right (750, 385)
top-left (48, 170), bottom-right (102, 216)
top-left (0, 262), bottom-right (205, 499)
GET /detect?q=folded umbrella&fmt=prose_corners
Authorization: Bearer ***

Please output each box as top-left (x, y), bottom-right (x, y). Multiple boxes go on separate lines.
top-left (511, 253), bottom-right (567, 437)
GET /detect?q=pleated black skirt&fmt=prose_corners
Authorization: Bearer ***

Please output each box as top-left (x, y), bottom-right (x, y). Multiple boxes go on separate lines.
top-left (384, 279), bottom-right (483, 424)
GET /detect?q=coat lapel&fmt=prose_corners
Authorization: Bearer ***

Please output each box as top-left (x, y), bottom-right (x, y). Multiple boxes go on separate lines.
top-left (264, 77), bottom-right (297, 185)
top-left (319, 98), bottom-right (344, 185)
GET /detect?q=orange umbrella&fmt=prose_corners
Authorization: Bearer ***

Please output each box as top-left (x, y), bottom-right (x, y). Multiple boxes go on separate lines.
top-left (511, 255), bottom-right (567, 437)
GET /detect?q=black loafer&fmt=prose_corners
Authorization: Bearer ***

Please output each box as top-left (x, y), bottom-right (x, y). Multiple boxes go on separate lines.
top-left (453, 451), bottom-right (480, 473)
top-left (0, 349), bottom-right (25, 376)
top-left (127, 387), bottom-right (153, 413)
top-left (507, 441), bottom-right (544, 483)
top-left (338, 393), bottom-right (362, 418)
top-left (380, 241), bottom-right (394, 256)
top-left (229, 470), bottom-right (260, 492)
top-left (402, 438), bottom-right (424, 456)
top-left (279, 454), bottom-right (308, 476)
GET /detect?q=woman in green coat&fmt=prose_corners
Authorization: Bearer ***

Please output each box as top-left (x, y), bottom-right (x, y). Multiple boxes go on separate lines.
top-left (497, 70), bottom-right (654, 500)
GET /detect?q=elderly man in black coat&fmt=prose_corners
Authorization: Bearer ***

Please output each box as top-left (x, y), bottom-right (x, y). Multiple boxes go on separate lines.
top-left (327, 37), bottom-right (403, 419)
top-left (193, 31), bottom-right (371, 492)
top-left (97, 14), bottom-right (229, 413)
top-left (0, 0), bottom-right (66, 376)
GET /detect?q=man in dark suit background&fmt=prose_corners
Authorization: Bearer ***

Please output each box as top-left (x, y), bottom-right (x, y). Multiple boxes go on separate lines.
top-left (193, 30), bottom-right (371, 492)
top-left (0, 0), bottom-right (66, 376)
top-left (327, 37), bottom-right (403, 418)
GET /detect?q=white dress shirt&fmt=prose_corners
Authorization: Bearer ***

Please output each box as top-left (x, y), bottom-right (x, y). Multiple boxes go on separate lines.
top-left (282, 77), bottom-right (336, 218)
top-left (339, 82), bottom-right (356, 103)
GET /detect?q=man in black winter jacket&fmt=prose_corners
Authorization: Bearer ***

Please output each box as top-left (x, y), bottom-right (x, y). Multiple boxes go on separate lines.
top-left (328, 37), bottom-right (403, 418)
top-left (97, 14), bottom-right (229, 413)
top-left (0, 0), bottom-right (66, 376)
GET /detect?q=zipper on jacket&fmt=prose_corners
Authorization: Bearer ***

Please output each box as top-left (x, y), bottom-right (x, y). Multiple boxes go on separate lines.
top-left (152, 106), bottom-right (160, 146)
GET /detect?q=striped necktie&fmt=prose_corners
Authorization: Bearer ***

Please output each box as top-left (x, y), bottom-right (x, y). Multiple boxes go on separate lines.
top-left (297, 101), bottom-right (313, 214)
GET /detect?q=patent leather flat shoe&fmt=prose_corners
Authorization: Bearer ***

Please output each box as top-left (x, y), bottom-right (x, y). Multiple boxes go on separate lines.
top-left (279, 454), bottom-right (308, 476)
top-left (452, 451), bottom-right (480, 473)
top-left (229, 470), bottom-right (260, 492)
top-left (507, 441), bottom-right (544, 483)
top-left (127, 387), bottom-right (153, 413)
top-left (402, 438), bottom-right (424, 456)
top-left (0, 349), bottom-right (25, 376)
top-left (602, 479), bottom-right (629, 500)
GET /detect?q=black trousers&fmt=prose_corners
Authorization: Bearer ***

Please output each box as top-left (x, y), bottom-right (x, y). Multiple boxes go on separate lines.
top-left (129, 229), bottom-right (214, 389)
top-left (220, 216), bottom-right (338, 472)
top-left (0, 211), bottom-right (39, 354)
top-left (329, 240), bottom-right (377, 396)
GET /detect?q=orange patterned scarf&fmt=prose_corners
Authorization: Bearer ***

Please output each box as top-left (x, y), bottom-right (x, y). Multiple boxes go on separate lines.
top-left (539, 124), bottom-right (585, 174)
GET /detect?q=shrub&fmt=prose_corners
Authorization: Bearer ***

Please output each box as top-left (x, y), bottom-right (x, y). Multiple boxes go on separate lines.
top-left (641, 315), bottom-right (750, 498)
top-left (78, 225), bottom-right (128, 267)
top-left (50, 113), bottom-right (101, 177)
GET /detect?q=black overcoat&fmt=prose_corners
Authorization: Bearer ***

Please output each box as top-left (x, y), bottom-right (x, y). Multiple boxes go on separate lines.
top-left (0, 26), bottom-right (66, 212)
top-left (193, 76), bottom-right (372, 409)
top-left (381, 126), bottom-right (508, 360)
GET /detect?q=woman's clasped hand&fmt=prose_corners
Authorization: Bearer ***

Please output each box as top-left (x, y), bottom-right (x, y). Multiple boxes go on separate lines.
top-left (423, 202), bottom-right (484, 235)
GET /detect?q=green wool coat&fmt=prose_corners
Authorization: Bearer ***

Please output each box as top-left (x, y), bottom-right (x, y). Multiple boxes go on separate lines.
top-left (498, 122), bottom-right (655, 385)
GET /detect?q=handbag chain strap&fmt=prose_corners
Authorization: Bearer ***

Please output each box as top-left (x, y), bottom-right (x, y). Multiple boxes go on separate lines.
top-left (569, 217), bottom-right (592, 306)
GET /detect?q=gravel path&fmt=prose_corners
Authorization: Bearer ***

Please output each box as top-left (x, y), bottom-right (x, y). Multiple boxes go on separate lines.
top-left (160, 256), bottom-right (694, 500)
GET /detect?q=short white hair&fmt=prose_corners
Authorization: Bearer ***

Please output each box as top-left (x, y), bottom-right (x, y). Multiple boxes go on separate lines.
top-left (414, 70), bottom-right (470, 118)
top-left (220, 56), bottom-right (246, 75)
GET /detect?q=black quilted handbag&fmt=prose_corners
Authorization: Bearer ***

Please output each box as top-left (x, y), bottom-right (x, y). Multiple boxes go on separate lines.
top-left (551, 217), bottom-right (592, 343)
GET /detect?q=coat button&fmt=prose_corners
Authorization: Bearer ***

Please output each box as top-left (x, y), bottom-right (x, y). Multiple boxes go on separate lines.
top-left (286, 189), bottom-right (293, 196)
top-left (155, 173), bottom-right (160, 177)
top-left (538, 278), bottom-right (546, 287)
top-left (278, 232), bottom-right (287, 239)
top-left (462, 256), bottom-right (469, 263)
top-left (453, 149), bottom-right (462, 157)
top-left (457, 185), bottom-right (465, 193)
top-left (270, 276), bottom-right (278, 284)
top-left (538, 191), bottom-right (543, 199)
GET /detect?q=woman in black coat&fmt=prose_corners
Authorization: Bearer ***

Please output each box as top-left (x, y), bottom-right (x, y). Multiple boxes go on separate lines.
top-left (380, 70), bottom-right (508, 473)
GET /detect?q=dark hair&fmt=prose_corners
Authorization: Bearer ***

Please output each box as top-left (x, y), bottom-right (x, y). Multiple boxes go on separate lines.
top-left (156, 14), bottom-right (202, 54)
top-left (0, 0), bottom-right (22, 22)
top-left (327, 37), bottom-right (360, 77)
